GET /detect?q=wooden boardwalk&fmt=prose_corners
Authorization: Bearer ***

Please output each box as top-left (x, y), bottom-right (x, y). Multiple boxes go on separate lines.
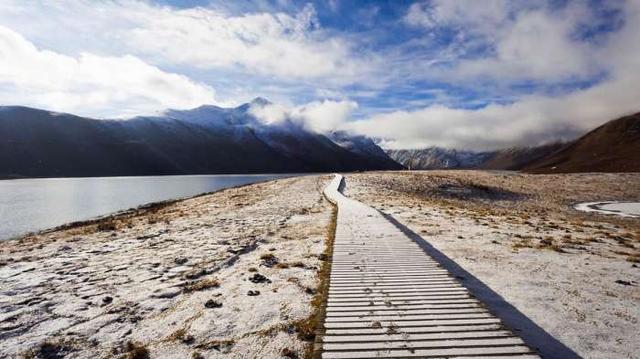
top-left (320, 174), bottom-right (539, 358)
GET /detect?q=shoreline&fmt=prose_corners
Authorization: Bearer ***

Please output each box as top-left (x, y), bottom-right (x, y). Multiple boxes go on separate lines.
top-left (0, 172), bottom-right (318, 181)
top-left (1, 175), bottom-right (334, 358)
top-left (1, 174), bottom-right (305, 242)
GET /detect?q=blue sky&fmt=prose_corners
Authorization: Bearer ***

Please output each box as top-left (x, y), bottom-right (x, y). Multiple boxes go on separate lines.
top-left (0, 0), bottom-right (638, 150)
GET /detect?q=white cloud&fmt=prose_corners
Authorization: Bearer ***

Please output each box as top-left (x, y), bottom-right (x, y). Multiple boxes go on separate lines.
top-left (0, 1), bottom-right (364, 81)
top-left (0, 0), bottom-right (637, 152)
top-left (405, 0), bottom-right (599, 82)
top-left (0, 26), bottom-right (216, 118)
top-left (349, 0), bottom-right (640, 151)
top-left (250, 99), bottom-right (357, 133)
top-left (454, 10), bottom-right (594, 81)
top-left (406, 0), bottom-right (511, 32)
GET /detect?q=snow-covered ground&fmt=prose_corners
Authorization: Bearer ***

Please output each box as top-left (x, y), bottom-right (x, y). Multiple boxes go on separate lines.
top-left (345, 171), bottom-right (640, 359)
top-left (0, 175), bottom-right (333, 358)
top-left (575, 201), bottom-right (640, 218)
top-left (2, 171), bottom-right (638, 359)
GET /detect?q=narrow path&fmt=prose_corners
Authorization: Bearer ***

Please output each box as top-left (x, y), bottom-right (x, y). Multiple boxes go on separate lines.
top-left (320, 174), bottom-right (540, 358)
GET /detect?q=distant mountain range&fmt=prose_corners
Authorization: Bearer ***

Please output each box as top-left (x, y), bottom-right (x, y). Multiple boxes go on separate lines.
top-left (387, 112), bottom-right (639, 173)
top-left (386, 143), bottom-right (564, 171)
top-left (0, 99), bottom-right (402, 178)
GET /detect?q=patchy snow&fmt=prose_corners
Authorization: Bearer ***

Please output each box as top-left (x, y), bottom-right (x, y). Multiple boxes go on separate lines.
top-left (344, 171), bottom-right (640, 359)
top-left (575, 201), bottom-right (640, 218)
top-left (0, 175), bottom-right (332, 358)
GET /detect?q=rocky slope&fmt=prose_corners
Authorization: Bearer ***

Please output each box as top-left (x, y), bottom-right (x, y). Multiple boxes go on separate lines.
top-left (386, 143), bottom-right (563, 171)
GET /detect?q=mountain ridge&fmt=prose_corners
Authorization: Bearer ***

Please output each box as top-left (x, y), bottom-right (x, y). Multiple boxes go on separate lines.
top-left (0, 102), bottom-right (402, 178)
top-left (385, 143), bottom-right (565, 171)
top-left (523, 112), bottom-right (640, 173)
top-left (386, 112), bottom-right (639, 173)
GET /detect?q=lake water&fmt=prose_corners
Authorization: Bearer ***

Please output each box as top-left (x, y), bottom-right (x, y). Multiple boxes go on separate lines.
top-left (0, 174), bottom-right (295, 240)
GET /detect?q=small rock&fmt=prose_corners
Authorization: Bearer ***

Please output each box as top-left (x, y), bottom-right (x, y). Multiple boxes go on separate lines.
top-left (152, 288), bottom-right (181, 299)
top-left (102, 296), bottom-right (113, 304)
top-left (174, 257), bottom-right (188, 265)
top-left (615, 279), bottom-right (634, 286)
top-left (305, 287), bottom-right (316, 295)
top-left (247, 290), bottom-right (261, 296)
top-left (281, 348), bottom-right (298, 358)
top-left (184, 268), bottom-right (207, 280)
top-left (248, 273), bottom-right (272, 284)
top-left (371, 321), bottom-right (382, 328)
top-left (204, 299), bottom-right (223, 308)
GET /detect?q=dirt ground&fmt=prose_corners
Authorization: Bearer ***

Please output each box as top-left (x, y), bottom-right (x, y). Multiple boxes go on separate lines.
top-left (345, 170), bottom-right (640, 359)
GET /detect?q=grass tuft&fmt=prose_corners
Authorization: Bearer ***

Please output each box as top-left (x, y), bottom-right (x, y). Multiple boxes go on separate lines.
top-left (183, 278), bottom-right (220, 292)
top-left (123, 341), bottom-right (149, 359)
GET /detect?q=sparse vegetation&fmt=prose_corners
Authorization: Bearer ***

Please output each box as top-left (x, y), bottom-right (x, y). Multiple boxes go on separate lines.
top-left (183, 278), bottom-right (220, 292)
top-left (291, 199), bottom-right (338, 359)
top-left (195, 339), bottom-right (235, 352)
top-left (122, 341), bottom-right (149, 359)
top-left (166, 328), bottom-right (194, 344)
top-left (22, 340), bottom-right (75, 359)
top-left (626, 254), bottom-right (640, 263)
top-left (260, 252), bottom-right (279, 267)
top-left (97, 220), bottom-right (118, 232)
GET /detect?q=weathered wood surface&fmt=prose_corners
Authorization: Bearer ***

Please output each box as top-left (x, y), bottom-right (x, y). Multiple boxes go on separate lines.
top-left (320, 174), bottom-right (539, 358)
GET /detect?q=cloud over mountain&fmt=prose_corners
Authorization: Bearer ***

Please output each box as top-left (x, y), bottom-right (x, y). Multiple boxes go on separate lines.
top-left (0, 0), bottom-right (638, 150)
top-left (0, 26), bottom-right (216, 118)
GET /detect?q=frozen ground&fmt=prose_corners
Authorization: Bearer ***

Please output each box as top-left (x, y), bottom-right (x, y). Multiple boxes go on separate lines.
top-left (575, 201), bottom-right (640, 218)
top-left (2, 171), bottom-right (639, 359)
top-left (0, 175), bottom-right (333, 358)
top-left (345, 171), bottom-right (640, 359)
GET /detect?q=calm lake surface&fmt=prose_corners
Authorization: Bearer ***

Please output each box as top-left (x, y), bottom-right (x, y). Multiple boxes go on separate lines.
top-left (0, 174), bottom-right (295, 240)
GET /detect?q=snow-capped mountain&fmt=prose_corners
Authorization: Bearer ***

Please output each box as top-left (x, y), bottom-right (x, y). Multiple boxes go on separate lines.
top-left (386, 148), bottom-right (492, 170)
top-left (0, 99), bottom-right (402, 178)
top-left (386, 143), bottom-right (566, 171)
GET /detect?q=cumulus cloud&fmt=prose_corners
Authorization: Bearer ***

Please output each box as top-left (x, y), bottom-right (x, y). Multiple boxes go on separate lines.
top-left (405, 0), bottom-right (600, 82)
top-left (349, 0), bottom-right (640, 151)
top-left (250, 99), bottom-right (358, 133)
top-left (0, 0), bottom-right (637, 151)
top-left (0, 1), bottom-right (364, 81)
top-left (0, 26), bottom-right (216, 118)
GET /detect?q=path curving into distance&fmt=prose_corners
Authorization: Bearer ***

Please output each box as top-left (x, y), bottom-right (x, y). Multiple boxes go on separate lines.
top-left (320, 174), bottom-right (540, 359)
